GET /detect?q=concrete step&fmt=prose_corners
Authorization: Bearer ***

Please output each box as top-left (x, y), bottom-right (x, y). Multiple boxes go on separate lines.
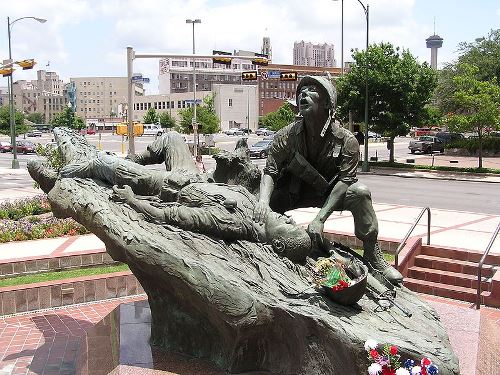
top-left (408, 266), bottom-right (491, 291)
top-left (420, 245), bottom-right (500, 265)
top-left (404, 277), bottom-right (490, 305)
top-left (414, 254), bottom-right (496, 277)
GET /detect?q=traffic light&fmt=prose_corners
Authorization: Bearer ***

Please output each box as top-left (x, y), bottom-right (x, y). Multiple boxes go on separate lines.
top-left (241, 71), bottom-right (258, 81)
top-left (252, 53), bottom-right (269, 66)
top-left (212, 50), bottom-right (232, 66)
top-left (0, 67), bottom-right (14, 77)
top-left (280, 72), bottom-right (298, 81)
top-left (17, 59), bottom-right (36, 70)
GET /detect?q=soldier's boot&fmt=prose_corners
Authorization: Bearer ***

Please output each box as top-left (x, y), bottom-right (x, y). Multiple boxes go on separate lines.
top-left (363, 241), bottom-right (403, 284)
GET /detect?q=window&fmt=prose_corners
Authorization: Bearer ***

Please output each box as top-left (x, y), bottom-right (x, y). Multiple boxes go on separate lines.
top-left (177, 101), bottom-right (181, 108)
top-left (228, 98), bottom-right (233, 107)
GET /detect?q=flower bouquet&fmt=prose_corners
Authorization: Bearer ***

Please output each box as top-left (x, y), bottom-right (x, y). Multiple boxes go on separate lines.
top-left (364, 339), bottom-right (439, 375)
top-left (310, 257), bottom-right (367, 306)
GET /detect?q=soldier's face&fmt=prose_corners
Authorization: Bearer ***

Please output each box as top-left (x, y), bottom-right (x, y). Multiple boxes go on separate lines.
top-left (298, 84), bottom-right (326, 116)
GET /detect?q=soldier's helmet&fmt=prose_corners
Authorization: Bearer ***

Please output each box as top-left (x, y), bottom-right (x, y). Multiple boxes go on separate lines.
top-left (296, 75), bottom-right (337, 110)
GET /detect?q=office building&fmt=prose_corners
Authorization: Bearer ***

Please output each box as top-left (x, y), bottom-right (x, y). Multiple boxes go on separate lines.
top-left (293, 41), bottom-right (336, 68)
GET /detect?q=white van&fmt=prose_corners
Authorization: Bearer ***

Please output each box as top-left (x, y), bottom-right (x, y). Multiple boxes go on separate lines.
top-left (143, 124), bottom-right (163, 136)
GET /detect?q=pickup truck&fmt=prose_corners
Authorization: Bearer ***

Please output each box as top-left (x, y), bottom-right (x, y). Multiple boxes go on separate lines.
top-left (408, 136), bottom-right (444, 154)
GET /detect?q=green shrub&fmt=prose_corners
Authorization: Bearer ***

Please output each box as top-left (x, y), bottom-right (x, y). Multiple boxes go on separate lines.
top-left (446, 137), bottom-right (500, 153)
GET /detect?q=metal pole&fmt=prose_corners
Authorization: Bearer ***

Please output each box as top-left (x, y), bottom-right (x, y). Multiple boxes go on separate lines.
top-left (341, 0), bottom-right (344, 76)
top-left (126, 46), bottom-right (135, 156)
top-left (192, 22), bottom-right (198, 158)
top-left (362, 4), bottom-right (370, 172)
top-left (7, 17), bottom-right (19, 169)
top-left (247, 86), bottom-right (250, 132)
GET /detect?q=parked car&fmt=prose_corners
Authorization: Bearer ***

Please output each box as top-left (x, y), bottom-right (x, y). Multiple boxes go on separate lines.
top-left (435, 132), bottom-right (464, 145)
top-left (26, 130), bottom-right (42, 137)
top-left (408, 136), bottom-right (444, 154)
top-left (0, 141), bottom-right (12, 153)
top-left (249, 139), bottom-right (273, 159)
top-left (142, 124), bottom-right (163, 136)
top-left (225, 127), bottom-right (244, 136)
top-left (255, 127), bottom-right (273, 136)
top-left (368, 131), bottom-right (381, 139)
top-left (15, 140), bottom-right (36, 154)
top-left (241, 128), bottom-right (252, 134)
top-left (86, 128), bottom-right (96, 135)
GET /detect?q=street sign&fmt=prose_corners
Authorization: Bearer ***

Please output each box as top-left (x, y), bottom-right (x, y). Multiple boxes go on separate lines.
top-left (141, 77), bottom-right (150, 83)
top-left (185, 99), bottom-right (202, 104)
top-left (131, 75), bottom-right (143, 82)
top-left (268, 70), bottom-right (281, 79)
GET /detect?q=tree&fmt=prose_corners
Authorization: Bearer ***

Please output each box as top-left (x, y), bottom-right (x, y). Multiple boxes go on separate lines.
top-left (143, 107), bottom-right (159, 124)
top-left (50, 107), bottom-right (85, 130)
top-left (457, 29), bottom-right (500, 83)
top-left (435, 29), bottom-right (500, 114)
top-left (444, 64), bottom-right (500, 168)
top-left (0, 105), bottom-right (27, 135)
top-left (260, 102), bottom-right (295, 131)
top-left (336, 43), bottom-right (437, 162)
top-left (26, 112), bottom-right (45, 124)
top-left (159, 111), bottom-right (176, 128)
top-left (177, 94), bottom-right (220, 134)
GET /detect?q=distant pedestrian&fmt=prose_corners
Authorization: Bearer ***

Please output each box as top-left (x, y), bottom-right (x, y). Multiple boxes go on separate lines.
top-left (195, 154), bottom-right (206, 173)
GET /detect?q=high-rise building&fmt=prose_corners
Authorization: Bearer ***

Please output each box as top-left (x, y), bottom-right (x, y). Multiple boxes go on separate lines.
top-left (158, 56), bottom-right (258, 95)
top-left (3, 70), bottom-right (67, 122)
top-left (262, 36), bottom-right (272, 62)
top-left (293, 41), bottom-right (336, 68)
top-left (70, 77), bottom-right (144, 120)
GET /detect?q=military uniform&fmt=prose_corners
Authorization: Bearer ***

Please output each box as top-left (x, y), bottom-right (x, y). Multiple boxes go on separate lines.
top-left (264, 119), bottom-right (378, 245)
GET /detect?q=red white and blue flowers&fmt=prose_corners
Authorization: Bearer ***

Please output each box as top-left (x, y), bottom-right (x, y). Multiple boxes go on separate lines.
top-left (365, 339), bottom-right (439, 375)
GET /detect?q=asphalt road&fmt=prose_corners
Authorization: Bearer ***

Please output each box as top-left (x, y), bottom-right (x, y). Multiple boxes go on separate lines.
top-left (1, 132), bottom-right (499, 214)
top-left (358, 174), bottom-right (500, 215)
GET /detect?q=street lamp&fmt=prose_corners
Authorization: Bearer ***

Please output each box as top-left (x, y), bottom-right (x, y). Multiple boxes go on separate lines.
top-left (356, 0), bottom-right (370, 172)
top-left (7, 16), bottom-right (47, 169)
top-left (334, 1), bottom-right (370, 171)
top-left (333, 0), bottom-right (344, 76)
top-left (186, 18), bottom-right (201, 158)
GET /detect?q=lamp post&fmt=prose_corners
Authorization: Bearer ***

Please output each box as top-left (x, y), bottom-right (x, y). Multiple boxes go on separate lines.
top-left (186, 18), bottom-right (201, 158)
top-left (333, 0), bottom-right (344, 76)
top-left (7, 16), bottom-right (46, 169)
top-left (356, 0), bottom-right (370, 172)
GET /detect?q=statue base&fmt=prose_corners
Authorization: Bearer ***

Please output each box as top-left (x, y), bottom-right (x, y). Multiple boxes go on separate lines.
top-left (76, 300), bottom-right (225, 375)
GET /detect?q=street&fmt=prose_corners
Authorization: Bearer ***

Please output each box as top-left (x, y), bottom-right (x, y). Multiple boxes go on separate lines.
top-left (0, 132), bottom-right (499, 215)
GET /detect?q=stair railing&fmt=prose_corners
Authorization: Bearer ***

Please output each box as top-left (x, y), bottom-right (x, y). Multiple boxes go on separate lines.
top-left (476, 221), bottom-right (500, 309)
top-left (395, 207), bottom-right (431, 269)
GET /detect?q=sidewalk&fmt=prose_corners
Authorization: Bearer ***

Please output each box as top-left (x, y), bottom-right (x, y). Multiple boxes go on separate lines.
top-left (0, 203), bottom-right (498, 265)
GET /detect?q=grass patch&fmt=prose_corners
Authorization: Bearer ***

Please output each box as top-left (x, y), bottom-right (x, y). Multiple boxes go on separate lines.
top-left (0, 263), bottom-right (130, 288)
top-left (370, 161), bottom-right (500, 174)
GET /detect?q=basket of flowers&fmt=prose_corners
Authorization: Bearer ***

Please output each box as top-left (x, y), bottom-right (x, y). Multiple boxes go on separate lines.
top-left (310, 257), bottom-right (368, 306)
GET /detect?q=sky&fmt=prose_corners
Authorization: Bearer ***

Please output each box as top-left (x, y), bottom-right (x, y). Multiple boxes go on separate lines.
top-left (1, 0), bottom-right (499, 95)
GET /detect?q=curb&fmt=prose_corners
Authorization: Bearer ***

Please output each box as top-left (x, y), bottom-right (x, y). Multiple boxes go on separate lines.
top-left (358, 167), bottom-right (500, 184)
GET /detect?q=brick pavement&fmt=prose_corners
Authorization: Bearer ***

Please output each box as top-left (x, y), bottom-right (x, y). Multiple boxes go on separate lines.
top-left (0, 294), bottom-right (498, 375)
top-left (0, 295), bottom-right (145, 375)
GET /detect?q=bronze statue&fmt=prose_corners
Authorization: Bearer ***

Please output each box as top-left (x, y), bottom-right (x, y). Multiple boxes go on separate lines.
top-left (38, 131), bottom-right (311, 262)
top-left (27, 127), bottom-right (460, 375)
top-left (254, 76), bottom-right (403, 284)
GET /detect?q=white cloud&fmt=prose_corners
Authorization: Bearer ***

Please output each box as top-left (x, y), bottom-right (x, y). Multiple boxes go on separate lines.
top-left (2, 0), bottom-right (496, 92)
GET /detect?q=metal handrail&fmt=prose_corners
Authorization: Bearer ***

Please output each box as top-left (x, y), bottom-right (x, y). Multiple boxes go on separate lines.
top-left (476, 221), bottom-right (500, 309)
top-left (395, 207), bottom-right (431, 269)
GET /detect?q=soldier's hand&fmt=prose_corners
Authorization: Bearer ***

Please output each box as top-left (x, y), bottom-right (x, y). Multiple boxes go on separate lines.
top-left (307, 219), bottom-right (325, 250)
top-left (111, 185), bottom-right (134, 202)
top-left (253, 201), bottom-right (270, 224)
